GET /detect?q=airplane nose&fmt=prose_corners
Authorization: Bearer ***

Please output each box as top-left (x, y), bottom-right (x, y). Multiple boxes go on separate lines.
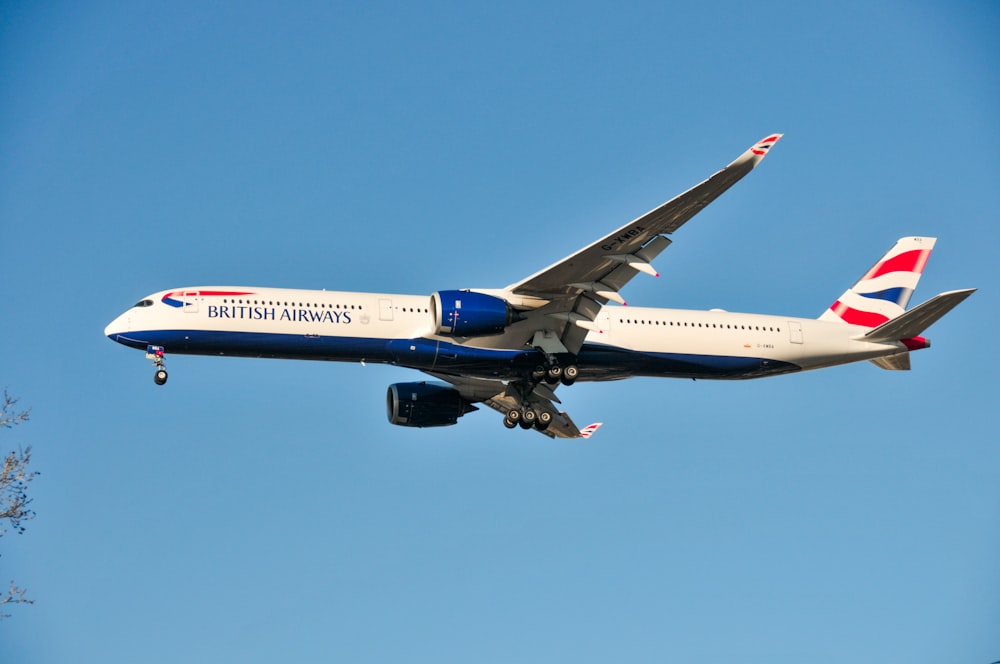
top-left (104, 313), bottom-right (129, 340)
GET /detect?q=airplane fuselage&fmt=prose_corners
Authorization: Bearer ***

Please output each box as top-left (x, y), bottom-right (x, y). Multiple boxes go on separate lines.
top-left (105, 286), bottom-right (909, 382)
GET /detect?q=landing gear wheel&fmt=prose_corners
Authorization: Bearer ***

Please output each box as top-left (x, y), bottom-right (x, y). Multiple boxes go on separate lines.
top-left (545, 365), bottom-right (562, 384)
top-left (506, 408), bottom-right (521, 423)
top-left (503, 417), bottom-right (517, 429)
top-left (521, 408), bottom-right (537, 425)
top-left (535, 410), bottom-right (552, 431)
top-left (531, 365), bottom-right (547, 381)
top-left (147, 345), bottom-right (168, 386)
top-left (518, 418), bottom-right (534, 430)
top-left (561, 364), bottom-right (579, 386)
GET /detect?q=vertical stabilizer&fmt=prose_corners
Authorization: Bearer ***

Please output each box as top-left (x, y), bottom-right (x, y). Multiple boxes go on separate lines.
top-left (819, 237), bottom-right (936, 327)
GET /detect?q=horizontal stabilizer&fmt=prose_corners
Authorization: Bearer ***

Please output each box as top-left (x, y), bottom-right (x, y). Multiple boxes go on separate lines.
top-left (869, 354), bottom-right (911, 371)
top-left (862, 289), bottom-right (976, 343)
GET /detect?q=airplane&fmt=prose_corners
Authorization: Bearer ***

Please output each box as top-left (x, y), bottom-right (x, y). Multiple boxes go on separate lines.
top-left (104, 134), bottom-right (975, 439)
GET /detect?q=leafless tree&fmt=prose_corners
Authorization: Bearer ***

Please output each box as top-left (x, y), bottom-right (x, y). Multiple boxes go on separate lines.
top-left (1, 390), bottom-right (37, 618)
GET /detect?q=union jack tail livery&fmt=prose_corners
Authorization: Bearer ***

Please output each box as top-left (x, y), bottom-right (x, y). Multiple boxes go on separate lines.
top-left (819, 237), bottom-right (936, 327)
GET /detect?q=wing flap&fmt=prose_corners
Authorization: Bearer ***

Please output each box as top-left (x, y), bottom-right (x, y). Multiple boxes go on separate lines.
top-left (427, 372), bottom-right (587, 439)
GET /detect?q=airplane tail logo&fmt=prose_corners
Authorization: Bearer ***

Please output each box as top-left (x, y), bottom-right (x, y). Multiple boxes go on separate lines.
top-left (750, 134), bottom-right (782, 156)
top-left (579, 423), bottom-right (603, 439)
top-left (819, 237), bottom-right (936, 327)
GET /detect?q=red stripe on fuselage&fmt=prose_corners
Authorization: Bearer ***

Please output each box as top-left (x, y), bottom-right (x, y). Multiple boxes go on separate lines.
top-left (198, 290), bottom-right (256, 297)
top-left (165, 290), bottom-right (255, 298)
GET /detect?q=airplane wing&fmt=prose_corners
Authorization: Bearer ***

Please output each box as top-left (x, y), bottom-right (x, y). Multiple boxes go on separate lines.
top-left (426, 372), bottom-right (590, 439)
top-left (501, 134), bottom-right (782, 355)
top-left (438, 136), bottom-right (782, 436)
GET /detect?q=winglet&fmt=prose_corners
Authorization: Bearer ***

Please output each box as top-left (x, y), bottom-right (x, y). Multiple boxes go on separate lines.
top-left (578, 423), bottom-right (603, 439)
top-left (751, 134), bottom-right (782, 156)
top-left (733, 134), bottom-right (783, 168)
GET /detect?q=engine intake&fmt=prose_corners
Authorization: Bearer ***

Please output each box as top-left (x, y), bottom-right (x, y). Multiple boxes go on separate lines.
top-left (386, 382), bottom-right (478, 428)
top-left (431, 290), bottom-right (516, 337)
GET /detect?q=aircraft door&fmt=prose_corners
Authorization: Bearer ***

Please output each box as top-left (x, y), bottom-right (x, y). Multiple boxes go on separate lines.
top-left (379, 298), bottom-right (393, 322)
top-left (788, 321), bottom-right (803, 344)
top-left (180, 291), bottom-right (199, 313)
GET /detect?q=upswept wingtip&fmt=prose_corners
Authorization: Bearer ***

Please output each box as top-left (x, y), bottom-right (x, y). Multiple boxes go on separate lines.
top-left (750, 133), bottom-right (783, 157)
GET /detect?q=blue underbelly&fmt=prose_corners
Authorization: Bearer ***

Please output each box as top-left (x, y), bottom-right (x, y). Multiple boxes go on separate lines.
top-left (111, 330), bottom-right (801, 380)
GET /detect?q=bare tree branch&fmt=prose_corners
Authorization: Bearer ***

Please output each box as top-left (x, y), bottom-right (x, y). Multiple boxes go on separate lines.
top-left (1, 446), bottom-right (37, 536)
top-left (0, 390), bottom-right (30, 430)
top-left (0, 389), bottom-right (36, 618)
top-left (0, 581), bottom-right (33, 618)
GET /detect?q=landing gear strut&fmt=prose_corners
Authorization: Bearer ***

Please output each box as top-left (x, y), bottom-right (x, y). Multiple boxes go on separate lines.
top-left (530, 331), bottom-right (580, 387)
top-left (147, 345), bottom-right (168, 386)
top-left (503, 332), bottom-right (582, 434)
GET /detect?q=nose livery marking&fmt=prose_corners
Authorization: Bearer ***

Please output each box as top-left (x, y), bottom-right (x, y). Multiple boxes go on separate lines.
top-left (161, 290), bottom-right (256, 308)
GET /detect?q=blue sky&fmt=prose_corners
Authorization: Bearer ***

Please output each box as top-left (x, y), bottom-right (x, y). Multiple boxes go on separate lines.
top-left (1, 2), bottom-right (998, 662)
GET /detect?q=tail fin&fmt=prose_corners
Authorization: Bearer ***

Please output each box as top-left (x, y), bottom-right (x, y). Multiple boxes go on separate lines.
top-left (819, 237), bottom-right (936, 327)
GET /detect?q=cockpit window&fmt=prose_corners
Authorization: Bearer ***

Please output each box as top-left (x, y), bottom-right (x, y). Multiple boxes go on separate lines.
top-left (133, 299), bottom-right (154, 308)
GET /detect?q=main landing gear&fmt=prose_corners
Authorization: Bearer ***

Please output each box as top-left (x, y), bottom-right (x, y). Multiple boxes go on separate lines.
top-left (503, 405), bottom-right (553, 432)
top-left (147, 345), bottom-right (168, 385)
top-left (502, 355), bottom-right (570, 433)
top-left (503, 333), bottom-right (579, 434)
top-left (530, 353), bottom-right (579, 386)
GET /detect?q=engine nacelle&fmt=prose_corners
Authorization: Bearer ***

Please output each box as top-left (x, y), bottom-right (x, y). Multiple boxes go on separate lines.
top-left (386, 382), bottom-right (478, 428)
top-left (431, 290), bottom-right (516, 337)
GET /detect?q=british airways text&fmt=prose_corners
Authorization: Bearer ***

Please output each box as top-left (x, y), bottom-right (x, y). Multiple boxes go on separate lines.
top-left (207, 305), bottom-right (352, 324)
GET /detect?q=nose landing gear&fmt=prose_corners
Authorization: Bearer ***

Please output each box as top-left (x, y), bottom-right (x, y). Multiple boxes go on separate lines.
top-left (147, 345), bottom-right (168, 386)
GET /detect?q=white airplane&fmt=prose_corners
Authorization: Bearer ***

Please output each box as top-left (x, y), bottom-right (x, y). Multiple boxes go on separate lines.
top-left (104, 135), bottom-right (975, 438)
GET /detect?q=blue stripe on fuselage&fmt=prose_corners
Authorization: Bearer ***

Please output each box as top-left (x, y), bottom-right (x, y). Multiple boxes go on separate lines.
top-left (108, 330), bottom-right (801, 381)
top-left (576, 342), bottom-right (799, 380)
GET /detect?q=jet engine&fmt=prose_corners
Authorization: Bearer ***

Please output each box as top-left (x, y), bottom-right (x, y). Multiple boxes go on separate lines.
top-left (431, 290), bottom-right (517, 337)
top-left (386, 381), bottom-right (478, 428)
